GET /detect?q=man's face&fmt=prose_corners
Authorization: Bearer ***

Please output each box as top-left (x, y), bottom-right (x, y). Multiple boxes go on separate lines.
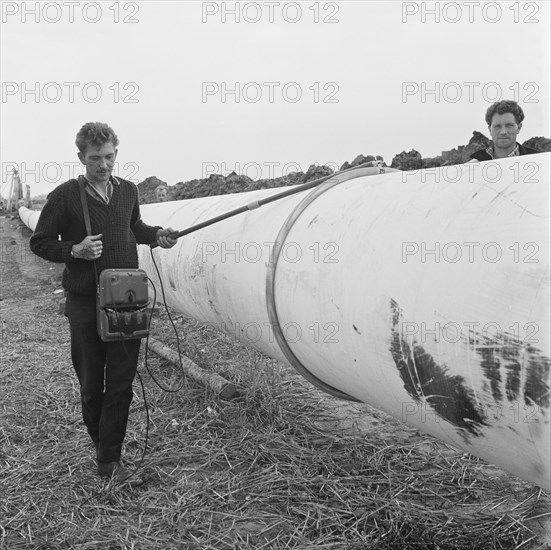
top-left (489, 112), bottom-right (521, 151)
top-left (78, 141), bottom-right (117, 185)
top-left (155, 188), bottom-right (168, 202)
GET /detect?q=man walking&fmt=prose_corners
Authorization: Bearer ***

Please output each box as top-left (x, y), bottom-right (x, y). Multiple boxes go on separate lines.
top-left (30, 122), bottom-right (177, 483)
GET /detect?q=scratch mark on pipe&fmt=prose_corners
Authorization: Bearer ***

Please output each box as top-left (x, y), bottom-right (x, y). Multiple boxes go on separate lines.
top-left (389, 298), bottom-right (487, 440)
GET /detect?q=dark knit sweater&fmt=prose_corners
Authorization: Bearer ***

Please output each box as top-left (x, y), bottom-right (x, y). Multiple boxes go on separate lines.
top-left (470, 142), bottom-right (539, 161)
top-left (30, 177), bottom-right (161, 296)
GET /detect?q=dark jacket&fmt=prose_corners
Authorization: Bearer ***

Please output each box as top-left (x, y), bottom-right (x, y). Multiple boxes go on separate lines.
top-left (470, 143), bottom-right (539, 161)
top-left (30, 177), bottom-right (160, 296)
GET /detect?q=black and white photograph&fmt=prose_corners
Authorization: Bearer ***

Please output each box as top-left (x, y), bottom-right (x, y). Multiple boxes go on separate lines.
top-left (1, 1), bottom-right (550, 548)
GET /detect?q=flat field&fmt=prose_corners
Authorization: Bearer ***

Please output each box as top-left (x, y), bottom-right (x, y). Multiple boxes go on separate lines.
top-left (1, 215), bottom-right (550, 550)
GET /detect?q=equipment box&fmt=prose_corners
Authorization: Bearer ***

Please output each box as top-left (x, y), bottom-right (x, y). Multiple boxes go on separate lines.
top-left (96, 269), bottom-right (150, 341)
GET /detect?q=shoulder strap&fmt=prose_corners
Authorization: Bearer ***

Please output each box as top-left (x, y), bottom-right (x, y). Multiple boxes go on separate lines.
top-left (78, 176), bottom-right (92, 236)
top-left (77, 176), bottom-right (100, 285)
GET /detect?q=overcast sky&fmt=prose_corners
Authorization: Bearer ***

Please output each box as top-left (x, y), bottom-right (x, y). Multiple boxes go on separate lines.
top-left (1, 0), bottom-right (550, 196)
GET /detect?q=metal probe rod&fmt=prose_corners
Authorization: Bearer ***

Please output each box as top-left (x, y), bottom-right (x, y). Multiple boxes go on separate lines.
top-left (149, 170), bottom-right (343, 249)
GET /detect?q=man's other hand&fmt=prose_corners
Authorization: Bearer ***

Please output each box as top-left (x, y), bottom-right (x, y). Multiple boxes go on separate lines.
top-left (156, 228), bottom-right (178, 249)
top-left (73, 234), bottom-right (103, 260)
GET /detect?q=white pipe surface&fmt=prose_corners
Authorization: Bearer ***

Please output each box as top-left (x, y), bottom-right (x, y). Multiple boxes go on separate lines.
top-left (18, 207), bottom-right (41, 231)
top-left (20, 156), bottom-right (551, 489)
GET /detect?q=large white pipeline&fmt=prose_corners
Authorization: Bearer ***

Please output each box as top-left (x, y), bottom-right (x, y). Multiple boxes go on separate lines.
top-left (18, 206), bottom-right (41, 231)
top-left (20, 156), bottom-right (551, 489)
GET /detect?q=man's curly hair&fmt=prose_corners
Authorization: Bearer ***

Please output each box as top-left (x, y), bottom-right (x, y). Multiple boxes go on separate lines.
top-left (75, 122), bottom-right (119, 153)
top-left (485, 100), bottom-right (525, 126)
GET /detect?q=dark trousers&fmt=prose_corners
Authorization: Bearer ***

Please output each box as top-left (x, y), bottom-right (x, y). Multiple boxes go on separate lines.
top-left (65, 292), bottom-right (141, 462)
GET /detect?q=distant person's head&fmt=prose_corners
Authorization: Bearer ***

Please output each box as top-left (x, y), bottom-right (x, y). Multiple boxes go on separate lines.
top-left (76, 122), bottom-right (119, 186)
top-left (155, 185), bottom-right (169, 202)
top-left (485, 100), bottom-right (525, 154)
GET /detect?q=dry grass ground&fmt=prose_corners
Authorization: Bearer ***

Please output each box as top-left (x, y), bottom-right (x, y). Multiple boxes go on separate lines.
top-left (1, 215), bottom-right (550, 550)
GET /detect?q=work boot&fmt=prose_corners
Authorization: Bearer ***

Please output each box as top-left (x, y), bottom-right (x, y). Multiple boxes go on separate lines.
top-left (97, 461), bottom-right (143, 485)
